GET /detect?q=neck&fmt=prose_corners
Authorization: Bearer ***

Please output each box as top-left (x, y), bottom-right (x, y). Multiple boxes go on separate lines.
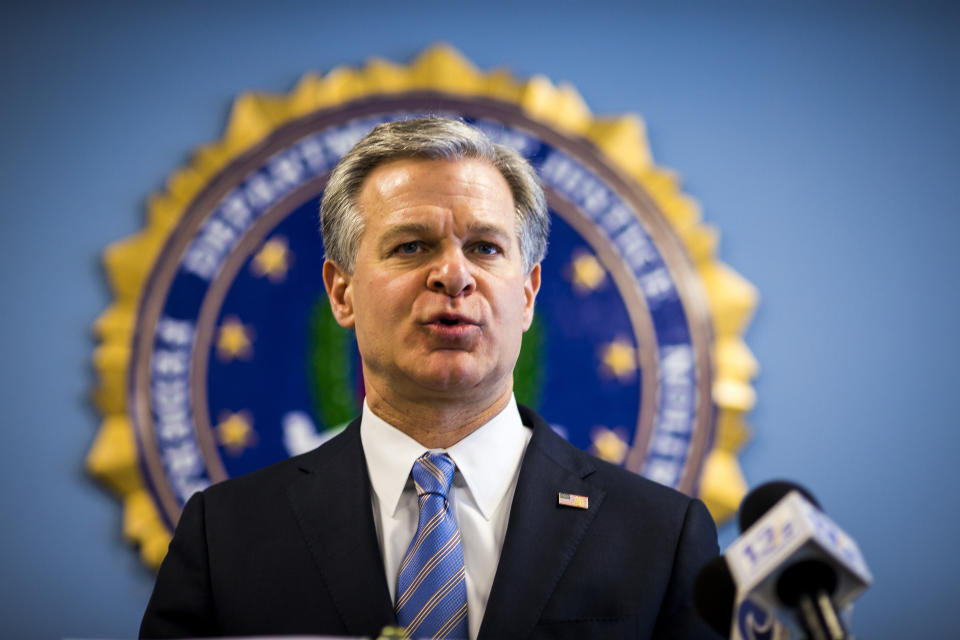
top-left (363, 381), bottom-right (513, 449)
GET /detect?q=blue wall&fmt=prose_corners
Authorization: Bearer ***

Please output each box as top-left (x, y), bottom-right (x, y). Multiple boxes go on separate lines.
top-left (1, 1), bottom-right (957, 637)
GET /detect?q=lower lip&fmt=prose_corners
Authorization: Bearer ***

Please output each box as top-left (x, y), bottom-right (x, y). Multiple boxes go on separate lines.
top-left (424, 322), bottom-right (480, 341)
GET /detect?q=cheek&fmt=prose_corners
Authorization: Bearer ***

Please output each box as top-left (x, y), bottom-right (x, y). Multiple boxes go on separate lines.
top-left (357, 273), bottom-right (419, 319)
top-left (497, 279), bottom-right (531, 318)
top-left (487, 284), bottom-right (530, 342)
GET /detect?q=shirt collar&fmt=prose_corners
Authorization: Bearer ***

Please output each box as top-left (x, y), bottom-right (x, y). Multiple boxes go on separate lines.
top-left (360, 396), bottom-right (530, 521)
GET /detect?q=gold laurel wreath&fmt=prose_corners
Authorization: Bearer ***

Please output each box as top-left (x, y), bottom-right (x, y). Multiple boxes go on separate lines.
top-left (88, 44), bottom-right (758, 569)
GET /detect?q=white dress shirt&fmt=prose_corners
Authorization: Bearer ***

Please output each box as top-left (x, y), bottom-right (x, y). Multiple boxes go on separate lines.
top-left (360, 396), bottom-right (532, 640)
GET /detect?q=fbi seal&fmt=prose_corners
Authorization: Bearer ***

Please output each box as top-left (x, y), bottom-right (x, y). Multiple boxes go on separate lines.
top-left (89, 46), bottom-right (758, 567)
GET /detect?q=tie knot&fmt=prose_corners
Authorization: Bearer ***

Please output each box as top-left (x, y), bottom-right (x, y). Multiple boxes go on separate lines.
top-left (411, 453), bottom-right (455, 498)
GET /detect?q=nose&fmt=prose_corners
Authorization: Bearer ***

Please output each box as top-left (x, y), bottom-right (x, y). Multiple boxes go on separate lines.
top-left (427, 247), bottom-right (476, 297)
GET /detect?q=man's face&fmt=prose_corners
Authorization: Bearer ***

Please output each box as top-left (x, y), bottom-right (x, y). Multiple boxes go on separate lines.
top-left (323, 157), bottom-right (541, 406)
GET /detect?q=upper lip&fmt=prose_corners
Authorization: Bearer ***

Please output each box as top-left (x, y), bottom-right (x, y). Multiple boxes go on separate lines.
top-left (424, 312), bottom-right (479, 326)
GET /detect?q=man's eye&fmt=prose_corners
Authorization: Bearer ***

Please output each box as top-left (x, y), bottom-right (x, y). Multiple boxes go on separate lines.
top-left (474, 242), bottom-right (501, 256)
top-left (394, 242), bottom-right (421, 255)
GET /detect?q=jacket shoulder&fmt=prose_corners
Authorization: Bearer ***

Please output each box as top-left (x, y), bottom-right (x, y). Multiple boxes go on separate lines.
top-left (518, 403), bottom-right (713, 548)
top-left (201, 417), bottom-right (361, 504)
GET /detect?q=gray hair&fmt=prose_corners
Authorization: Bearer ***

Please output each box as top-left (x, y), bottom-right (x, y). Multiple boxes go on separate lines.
top-left (320, 116), bottom-right (549, 273)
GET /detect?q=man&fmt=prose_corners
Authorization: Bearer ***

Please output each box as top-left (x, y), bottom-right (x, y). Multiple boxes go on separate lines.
top-left (141, 117), bottom-right (720, 639)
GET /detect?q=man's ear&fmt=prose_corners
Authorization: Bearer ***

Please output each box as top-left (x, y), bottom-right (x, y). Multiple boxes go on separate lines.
top-left (521, 263), bottom-right (542, 331)
top-left (322, 259), bottom-right (355, 329)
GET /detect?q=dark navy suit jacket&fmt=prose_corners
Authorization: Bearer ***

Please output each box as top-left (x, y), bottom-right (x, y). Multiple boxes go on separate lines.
top-left (140, 405), bottom-right (721, 639)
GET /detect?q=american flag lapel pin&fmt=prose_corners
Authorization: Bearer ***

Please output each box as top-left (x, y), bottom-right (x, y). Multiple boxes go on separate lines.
top-left (558, 492), bottom-right (589, 509)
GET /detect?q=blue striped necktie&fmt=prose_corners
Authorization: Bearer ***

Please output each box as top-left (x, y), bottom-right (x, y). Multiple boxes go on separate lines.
top-left (395, 453), bottom-right (469, 639)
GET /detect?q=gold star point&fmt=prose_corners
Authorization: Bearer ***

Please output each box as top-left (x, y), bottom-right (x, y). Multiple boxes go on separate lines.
top-left (590, 426), bottom-right (629, 465)
top-left (216, 318), bottom-right (253, 361)
top-left (215, 412), bottom-right (256, 453)
top-left (570, 252), bottom-right (607, 293)
top-left (252, 237), bottom-right (290, 282)
top-left (601, 339), bottom-right (638, 381)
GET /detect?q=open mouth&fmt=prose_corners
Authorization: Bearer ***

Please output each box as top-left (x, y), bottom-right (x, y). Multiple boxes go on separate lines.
top-left (424, 314), bottom-right (480, 340)
top-left (430, 313), bottom-right (476, 327)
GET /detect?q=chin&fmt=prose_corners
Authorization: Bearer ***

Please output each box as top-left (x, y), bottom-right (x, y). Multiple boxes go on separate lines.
top-left (414, 369), bottom-right (483, 393)
top-left (409, 355), bottom-right (491, 394)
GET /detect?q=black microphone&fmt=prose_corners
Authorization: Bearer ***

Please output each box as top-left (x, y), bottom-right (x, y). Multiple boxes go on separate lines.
top-left (726, 481), bottom-right (871, 640)
top-left (693, 550), bottom-right (790, 639)
top-left (738, 480), bottom-right (820, 532)
top-left (692, 555), bottom-right (737, 638)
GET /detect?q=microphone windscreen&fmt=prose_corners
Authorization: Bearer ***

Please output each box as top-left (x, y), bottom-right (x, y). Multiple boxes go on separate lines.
top-left (692, 555), bottom-right (736, 638)
top-left (776, 558), bottom-right (839, 606)
top-left (738, 480), bottom-right (820, 533)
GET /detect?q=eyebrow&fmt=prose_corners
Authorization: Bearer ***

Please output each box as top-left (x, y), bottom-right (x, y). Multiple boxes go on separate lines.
top-left (377, 223), bottom-right (435, 249)
top-left (377, 222), bottom-right (513, 247)
top-left (464, 223), bottom-right (512, 244)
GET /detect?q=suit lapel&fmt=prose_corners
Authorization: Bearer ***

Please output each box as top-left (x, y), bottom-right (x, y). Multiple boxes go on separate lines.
top-left (285, 419), bottom-right (396, 636)
top-left (479, 407), bottom-right (607, 640)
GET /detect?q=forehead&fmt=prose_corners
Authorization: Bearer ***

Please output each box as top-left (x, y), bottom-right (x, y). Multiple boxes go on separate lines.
top-left (356, 157), bottom-right (515, 228)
